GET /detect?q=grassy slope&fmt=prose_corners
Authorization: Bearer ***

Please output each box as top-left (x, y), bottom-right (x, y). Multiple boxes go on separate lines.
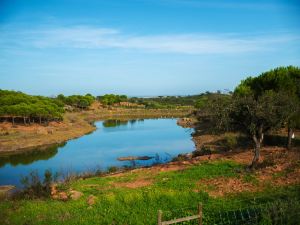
top-left (1, 160), bottom-right (299, 225)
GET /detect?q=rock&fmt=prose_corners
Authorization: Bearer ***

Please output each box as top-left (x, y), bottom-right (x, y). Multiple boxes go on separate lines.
top-left (173, 153), bottom-right (193, 161)
top-left (52, 194), bottom-right (58, 199)
top-left (177, 118), bottom-right (195, 128)
top-left (0, 185), bottom-right (16, 198)
top-left (58, 192), bottom-right (68, 201)
top-left (117, 156), bottom-right (154, 161)
top-left (87, 195), bottom-right (97, 206)
top-left (69, 190), bottom-right (83, 200)
top-left (50, 184), bottom-right (57, 196)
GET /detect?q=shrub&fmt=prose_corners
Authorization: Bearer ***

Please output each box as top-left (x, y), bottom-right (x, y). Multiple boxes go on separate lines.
top-left (192, 146), bottom-right (212, 157)
top-left (19, 169), bottom-right (58, 199)
top-left (107, 166), bottom-right (119, 173)
top-left (223, 134), bottom-right (238, 150)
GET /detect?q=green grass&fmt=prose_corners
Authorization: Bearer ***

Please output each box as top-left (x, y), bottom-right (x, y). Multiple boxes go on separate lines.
top-left (1, 160), bottom-right (299, 225)
top-left (242, 173), bottom-right (259, 185)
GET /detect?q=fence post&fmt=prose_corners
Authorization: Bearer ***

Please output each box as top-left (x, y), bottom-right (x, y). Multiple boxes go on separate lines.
top-left (198, 203), bottom-right (203, 225)
top-left (158, 210), bottom-right (162, 225)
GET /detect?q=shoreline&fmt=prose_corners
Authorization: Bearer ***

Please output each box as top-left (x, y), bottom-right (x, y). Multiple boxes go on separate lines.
top-left (0, 108), bottom-right (192, 155)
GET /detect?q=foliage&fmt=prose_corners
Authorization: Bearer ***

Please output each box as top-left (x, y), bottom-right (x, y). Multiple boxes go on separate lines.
top-left (195, 93), bottom-right (232, 131)
top-left (0, 89), bottom-right (65, 124)
top-left (234, 66), bottom-right (300, 128)
top-left (235, 66), bottom-right (300, 99)
top-left (223, 133), bottom-right (238, 150)
top-left (19, 169), bottom-right (58, 199)
top-left (1, 160), bottom-right (299, 224)
top-left (228, 91), bottom-right (295, 136)
top-left (57, 93), bottom-right (95, 109)
top-left (97, 94), bottom-right (127, 105)
top-left (129, 94), bottom-right (211, 109)
top-left (196, 66), bottom-right (300, 166)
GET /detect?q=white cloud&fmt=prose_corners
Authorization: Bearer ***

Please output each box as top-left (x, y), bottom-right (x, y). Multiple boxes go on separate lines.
top-left (138, 0), bottom-right (285, 10)
top-left (0, 25), bottom-right (298, 54)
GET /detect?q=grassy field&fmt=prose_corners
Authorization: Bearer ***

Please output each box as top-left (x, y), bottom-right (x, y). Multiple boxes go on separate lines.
top-left (1, 156), bottom-right (299, 225)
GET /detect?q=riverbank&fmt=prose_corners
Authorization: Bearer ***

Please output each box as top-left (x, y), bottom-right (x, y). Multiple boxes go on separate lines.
top-left (0, 108), bottom-right (192, 154)
top-left (1, 146), bottom-right (299, 224)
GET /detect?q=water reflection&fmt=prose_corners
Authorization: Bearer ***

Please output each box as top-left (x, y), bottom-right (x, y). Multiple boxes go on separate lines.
top-left (0, 119), bottom-right (194, 186)
top-left (0, 143), bottom-right (65, 168)
top-left (102, 119), bottom-right (144, 128)
top-left (103, 119), bottom-right (129, 128)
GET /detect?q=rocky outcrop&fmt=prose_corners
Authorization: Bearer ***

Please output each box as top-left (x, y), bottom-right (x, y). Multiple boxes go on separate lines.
top-left (117, 156), bottom-right (154, 161)
top-left (69, 190), bottom-right (83, 200)
top-left (177, 117), bottom-right (195, 128)
top-left (51, 184), bottom-right (83, 201)
top-left (87, 195), bottom-right (97, 206)
top-left (0, 185), bottom-right (16, 198)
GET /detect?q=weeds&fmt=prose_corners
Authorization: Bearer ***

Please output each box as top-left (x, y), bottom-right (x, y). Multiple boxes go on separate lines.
top-left (17, 170), bottom-right (58, 199)
top-left (2, 160), bottom-right (299, 224)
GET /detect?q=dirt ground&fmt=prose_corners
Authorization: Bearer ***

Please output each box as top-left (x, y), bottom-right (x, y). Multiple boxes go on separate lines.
top-left (107, 146), bottom-right (300, 197)
top-left (196, 147), bottom-right (300, 197)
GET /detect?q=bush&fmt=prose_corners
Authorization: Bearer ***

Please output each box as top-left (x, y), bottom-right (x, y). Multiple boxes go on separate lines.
top-left (223, 134), bottom-right (238, 150)
top-left (107, 166), bottom-right (119, 173)
top-left (192, 146), bottom-right (212, 157)
top-left (19, 169), bottom-right (58, 199)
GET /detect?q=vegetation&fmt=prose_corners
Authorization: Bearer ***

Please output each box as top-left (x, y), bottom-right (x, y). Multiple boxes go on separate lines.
top-left (0, 90), bottom-right (96, 125)
top-left (128, 94), bottom-right (214, 109)
top-left (57, 94), bottom-right (95, 110)
top-left (97, 94), bottom-right (127, 106)
top-left (234, 66), bottom-right (300, 150)
top-left (196, 66), bottom-right (300, 167)
top-left (1, 66), bottom-right (300, 224)
top-left (19, 170), bottom-right (58, 199)
top-left (0, 90), bottom-right (65, 125)
top-left (1, 160), bottom-right (299, 224)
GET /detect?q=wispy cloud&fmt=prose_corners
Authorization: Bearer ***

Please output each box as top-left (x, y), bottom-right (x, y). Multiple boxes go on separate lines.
top-left (0, 25), bottom-right (298, 54)
top-left (138, 0), bottom-right (286, 10)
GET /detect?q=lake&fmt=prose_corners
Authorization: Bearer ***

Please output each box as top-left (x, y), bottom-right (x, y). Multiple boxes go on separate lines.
top-left (0, 119), bottom-right (194, 186)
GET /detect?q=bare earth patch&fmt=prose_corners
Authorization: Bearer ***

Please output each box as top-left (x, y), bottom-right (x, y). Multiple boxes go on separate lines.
top-left (197, 177), bottom-right (257, 197)
top-left (196, 147), bottom-right (300, 197)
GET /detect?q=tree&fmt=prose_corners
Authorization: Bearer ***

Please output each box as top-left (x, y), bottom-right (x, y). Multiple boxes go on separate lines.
top-left (234, 66), bottom-right (300, 149)
top-left (195, 94), bottom-right (232, 131)
top-left (224, 91), bottom-right (296, 167)
top-left (99, 94), bottom-right (128, 106)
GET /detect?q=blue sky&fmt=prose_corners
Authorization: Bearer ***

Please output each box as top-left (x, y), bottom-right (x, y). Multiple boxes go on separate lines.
top-left (0, 0), bottom-right (300, 96)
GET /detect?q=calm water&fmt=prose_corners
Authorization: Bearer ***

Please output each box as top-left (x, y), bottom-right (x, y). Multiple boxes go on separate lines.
top-left (0, 119), bottom-right (194, 186)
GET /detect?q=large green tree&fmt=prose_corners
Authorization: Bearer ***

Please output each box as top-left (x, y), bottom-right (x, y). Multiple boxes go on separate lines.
top-left (0, 90), bottom-right (65, 125)
top-left (227, 91), bottom-right (296, 167)
top-left (234, 66), bottom-right (300, 149)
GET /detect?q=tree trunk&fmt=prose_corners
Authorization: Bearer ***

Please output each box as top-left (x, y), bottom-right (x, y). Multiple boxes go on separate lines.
top-left (251, 126), bottom-right (264, 168)
top-left (23, 117), bottom-right (26, 125)
top-left (287, 126), bottom-right (293, 150)
top-left (39, 116), bottom-right (42, 124)
top-left (12, 117), bottom-right (15, 125)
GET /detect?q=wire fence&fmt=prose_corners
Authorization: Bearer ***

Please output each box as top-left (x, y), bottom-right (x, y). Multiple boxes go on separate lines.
top-left (160, 198), bottom-right (300, 225)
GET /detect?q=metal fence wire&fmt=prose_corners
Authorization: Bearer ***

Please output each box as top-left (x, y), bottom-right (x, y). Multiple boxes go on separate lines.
top-left (161, 198), bottom-right (300, 225)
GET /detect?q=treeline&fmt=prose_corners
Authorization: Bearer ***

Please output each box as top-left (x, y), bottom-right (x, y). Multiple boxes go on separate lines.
top-left (97, 94), bottom-right (127, 106)
top-left (0, 91), bottom-right (96, 125)
top-left (196, 66), bottom-right (300, 167)
top-left (0, 90), bottom-right (65, 124)
top-left (129, 95), bottom-right (207, 108)
top-left (97, 93), bottom-right (227, 109)
top-left (57, 94), bottom-right (95, 109)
